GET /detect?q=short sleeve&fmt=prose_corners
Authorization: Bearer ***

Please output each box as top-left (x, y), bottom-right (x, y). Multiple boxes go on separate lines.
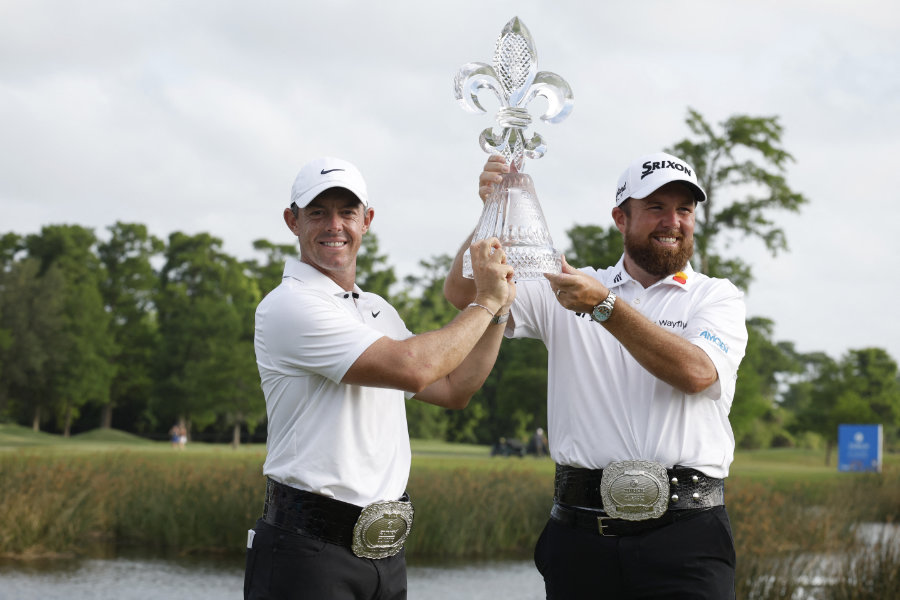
top-left (256, 290), bottom-right (385, 384)
top-left (507, 278), bottom-right (556, 341)
top-left (685, 280), bottom-right (748, 403)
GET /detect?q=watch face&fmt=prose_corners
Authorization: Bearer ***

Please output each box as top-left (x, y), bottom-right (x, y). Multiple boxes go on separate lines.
top-left (592, 305), bottom-right (611, 322)
top-left (591, 292), bottom-right (616, 323)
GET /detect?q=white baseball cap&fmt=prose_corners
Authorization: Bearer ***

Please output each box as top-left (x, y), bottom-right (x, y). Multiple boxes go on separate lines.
top-left (615, 152), bottom-right (706, 207)
top-left (290, 157), bottom-right (369, 208)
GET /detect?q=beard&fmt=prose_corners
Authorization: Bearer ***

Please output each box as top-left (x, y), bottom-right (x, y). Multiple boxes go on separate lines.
top-left (624, 229), bottom-right (694, 277)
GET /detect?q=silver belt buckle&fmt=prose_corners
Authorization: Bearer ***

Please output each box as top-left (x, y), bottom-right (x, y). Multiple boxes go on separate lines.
top-left (600, 460), bottom-right (670, 521)
top-left (351, 499), bottom-right (414, 559)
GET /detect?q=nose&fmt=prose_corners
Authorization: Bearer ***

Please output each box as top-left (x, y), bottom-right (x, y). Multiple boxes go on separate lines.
top-left (660, 207), bottom-right (679, 228)
top-left (324, 211), bottom-right (344, 232)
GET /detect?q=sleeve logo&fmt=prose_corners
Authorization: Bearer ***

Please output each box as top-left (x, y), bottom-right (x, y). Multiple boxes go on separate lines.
top-left (699, 330), bottom-right (729, 354)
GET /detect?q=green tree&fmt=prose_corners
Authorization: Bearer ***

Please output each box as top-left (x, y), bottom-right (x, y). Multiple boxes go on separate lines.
top-left (468, 338), bottom-right (548, 445)
top-left (730, 318), bottom-right (801, 449)
top-left (356, 232), bottom-right (397, 299)
top-left (247, 239), bottom-right (296, 298)
top-left (786, 348), bottom-right (900, 464)
top-left (396, 255), bottom-right (458, 333)
top-left (154, 232), bottom-right (264, 444)
top-left (667, 108), bottom-right (808, 289)
top-left (0, 233), bottom-right (22, 269)
top-left (23, 225), bottom-right (115, 435)
top-left (96, 223), bottom-right (164, 431)
top-left (0, 257), bottom-right (66, 427)
top-left (564, 224), bottom-right (623, 269)
top-left (0, 234), bottom-right (19, 396)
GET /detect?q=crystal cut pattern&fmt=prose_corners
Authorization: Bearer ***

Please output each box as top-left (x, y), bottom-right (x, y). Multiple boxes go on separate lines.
top-left (454, 16), bottom-right (573, 171)
top-left (454, 17), bottom-right (572, 279)
top-left (461, 173), bottom-right (561, 280)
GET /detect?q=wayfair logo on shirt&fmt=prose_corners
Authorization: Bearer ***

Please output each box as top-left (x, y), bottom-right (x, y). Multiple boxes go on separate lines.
top-left (700, 330), bottom-right (728, 354)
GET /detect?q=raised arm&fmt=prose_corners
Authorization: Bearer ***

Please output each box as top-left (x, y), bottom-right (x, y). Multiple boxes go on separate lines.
top-left (444, 155), bottom-right (510, 310)
top-left (343, 237), bottom-right (514, 407)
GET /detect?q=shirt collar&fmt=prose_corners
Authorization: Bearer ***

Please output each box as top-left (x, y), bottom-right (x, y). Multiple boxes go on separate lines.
top-left (606, 255), bottom-right (632, 289)
top-left (607, 255), bottom-right (696, 290)
top-left (282, 257), bottom-right (363, 299)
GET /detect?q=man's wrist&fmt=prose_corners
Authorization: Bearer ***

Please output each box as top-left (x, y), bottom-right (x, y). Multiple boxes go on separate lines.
top-left (472, 296), bottom-right (502, 315)
top-left (590, 291), bottom-right (617, 323)
top-left (490, 311), bottom-right (509, 325)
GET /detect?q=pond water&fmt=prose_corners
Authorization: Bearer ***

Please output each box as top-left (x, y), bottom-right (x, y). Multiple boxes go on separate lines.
top-left (2, 523), bottom-right (895, 600)
top-left (0, 554), bottom-right (545, 600)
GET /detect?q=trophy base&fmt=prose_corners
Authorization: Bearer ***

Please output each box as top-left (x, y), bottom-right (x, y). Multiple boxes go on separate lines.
top-left (462, 171), bottom-right (561, 281)
top-left (462, 245), bottom-right (561, 281)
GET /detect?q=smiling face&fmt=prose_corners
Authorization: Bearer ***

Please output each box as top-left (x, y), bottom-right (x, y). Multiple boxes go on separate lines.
top-left (283, 187), bottom-right (373, 290)
top-left (613, 182), bottom-right (696, 286)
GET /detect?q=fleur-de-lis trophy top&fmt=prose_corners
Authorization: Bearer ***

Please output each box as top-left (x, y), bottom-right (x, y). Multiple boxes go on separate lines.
top-left (454, 17), bottom-right (574, 171)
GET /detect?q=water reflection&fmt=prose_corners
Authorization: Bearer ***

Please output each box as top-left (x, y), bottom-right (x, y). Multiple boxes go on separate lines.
top-left (0, 554), bottom-right (544, 600)
top-left (4, 523), bottom-right (892, 600)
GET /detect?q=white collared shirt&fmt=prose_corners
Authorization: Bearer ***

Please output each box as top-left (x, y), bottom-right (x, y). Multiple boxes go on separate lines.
top-left (255, 258), bottom-right (414, 506)
top-left (508, 256), bottom-right (748, 478)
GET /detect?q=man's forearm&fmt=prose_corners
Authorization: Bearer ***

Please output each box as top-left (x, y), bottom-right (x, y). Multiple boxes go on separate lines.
top-left (444, 232), bottom-right (477, 310)
top-left (345, 303), bottom-right (499, 395)
top-left (602, 301), bottom-right (717, 395)
top-left (443, 314), bottom-right (508, 398)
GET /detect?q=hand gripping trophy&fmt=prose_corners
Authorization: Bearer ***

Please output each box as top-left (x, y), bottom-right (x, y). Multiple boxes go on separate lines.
top-left (454, 17), bottom-right (574, 279)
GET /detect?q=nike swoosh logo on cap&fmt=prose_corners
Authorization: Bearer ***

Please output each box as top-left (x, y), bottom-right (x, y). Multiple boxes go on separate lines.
top-left (372, 311), bottom-right (381, 318)
top-left (320, 168), bottom-right (345, 175)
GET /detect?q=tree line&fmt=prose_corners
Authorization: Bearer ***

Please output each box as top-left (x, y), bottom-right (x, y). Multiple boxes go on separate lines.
top-left (1, 109), bottom-right (898, 462)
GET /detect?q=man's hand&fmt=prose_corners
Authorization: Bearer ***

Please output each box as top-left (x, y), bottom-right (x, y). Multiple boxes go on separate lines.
top-left (478, 155), bottom-right (514, 203)
top-left (544, 256), bottom-right (609, 314)
top-left (469, 237), bottom-right (515, 314)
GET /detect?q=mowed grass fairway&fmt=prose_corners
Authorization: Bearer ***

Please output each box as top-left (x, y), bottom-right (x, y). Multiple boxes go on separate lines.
top-left (2, 424), bottom-right (899, 598)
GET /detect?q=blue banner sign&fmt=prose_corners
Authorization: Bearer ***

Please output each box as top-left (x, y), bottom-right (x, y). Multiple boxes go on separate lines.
top-left (837, 424), bottom-right (883, 473)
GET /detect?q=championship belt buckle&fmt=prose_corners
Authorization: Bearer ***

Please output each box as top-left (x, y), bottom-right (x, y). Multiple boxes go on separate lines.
top-left (351, 499), bottom-right (414, 559)
top-left (600, 460), bottom-right (670, 521)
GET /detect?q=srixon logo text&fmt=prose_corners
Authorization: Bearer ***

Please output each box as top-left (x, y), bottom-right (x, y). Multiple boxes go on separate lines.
top-left (641, 160), bottom-right (692, 180)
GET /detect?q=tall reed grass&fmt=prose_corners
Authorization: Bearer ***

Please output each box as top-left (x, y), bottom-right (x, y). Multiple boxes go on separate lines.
top-left (1, 450), bottom-right (897, 598)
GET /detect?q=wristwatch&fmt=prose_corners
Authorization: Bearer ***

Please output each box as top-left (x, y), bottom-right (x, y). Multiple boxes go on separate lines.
top-left (491, 312), bottom-right (510, 325)
top-left (590, 291), bottom-right (617, 323)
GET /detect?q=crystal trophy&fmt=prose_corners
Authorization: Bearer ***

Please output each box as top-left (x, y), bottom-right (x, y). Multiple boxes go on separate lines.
top-left (454, 16), bottom-right (573, 279)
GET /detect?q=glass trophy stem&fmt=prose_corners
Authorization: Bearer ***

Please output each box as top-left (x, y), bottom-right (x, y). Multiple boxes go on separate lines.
top-left (462, 172), bottom-right (561, 280)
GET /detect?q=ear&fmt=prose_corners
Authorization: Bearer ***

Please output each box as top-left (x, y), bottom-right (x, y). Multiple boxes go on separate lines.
top-left (612, 206), bottom-right (627, 235)
top-left (284, 208), bottom-right (300, 235)
top-left (361, 207), bottom-right (374, 234)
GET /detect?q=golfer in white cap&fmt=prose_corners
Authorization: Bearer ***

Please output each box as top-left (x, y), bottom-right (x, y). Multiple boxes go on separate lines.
top-left (445, 151), bottom-right (748, 599)
top-left (244, 157), bottom-right (516, 600)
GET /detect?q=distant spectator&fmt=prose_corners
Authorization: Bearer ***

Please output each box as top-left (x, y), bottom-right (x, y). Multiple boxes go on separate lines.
top-left (529, 427), bottom-right (548, 457)
top-left (170, 422), bottom-right (187, 450)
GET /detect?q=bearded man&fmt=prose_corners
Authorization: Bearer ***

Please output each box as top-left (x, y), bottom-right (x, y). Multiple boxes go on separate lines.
top-left (444, 152), bottom-right (748, 600)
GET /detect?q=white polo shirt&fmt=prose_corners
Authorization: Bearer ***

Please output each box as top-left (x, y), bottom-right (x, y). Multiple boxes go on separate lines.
top-left (508, 257), bottom-right (747, 479)
top-left (255, 258), bottom-right (414, 507)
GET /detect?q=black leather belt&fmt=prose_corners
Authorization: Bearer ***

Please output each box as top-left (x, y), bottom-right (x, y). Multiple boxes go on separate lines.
top-left (554, 463), bottom-right (724, 510)
top-left (551, 463), bottom-right (724, 537)
top-left (550, 502), bottom-right (713, 536)
top-left (262, 478), bottom-right (364, 547)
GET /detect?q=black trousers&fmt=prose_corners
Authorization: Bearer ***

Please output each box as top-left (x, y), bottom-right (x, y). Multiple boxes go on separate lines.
top-left (534, 505), bottom-right (736, 600)
top-left (244, 519), bottom-right (407, 600)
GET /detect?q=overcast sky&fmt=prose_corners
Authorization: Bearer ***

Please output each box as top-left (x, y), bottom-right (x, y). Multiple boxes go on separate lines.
top-left (3, 0), bottom-right (899, 362)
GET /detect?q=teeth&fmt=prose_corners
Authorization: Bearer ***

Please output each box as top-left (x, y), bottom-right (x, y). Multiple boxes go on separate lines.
top-left (658, 237), bottom-right (677, 243)
top-left (322, 242), bottom-right (345, 247)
